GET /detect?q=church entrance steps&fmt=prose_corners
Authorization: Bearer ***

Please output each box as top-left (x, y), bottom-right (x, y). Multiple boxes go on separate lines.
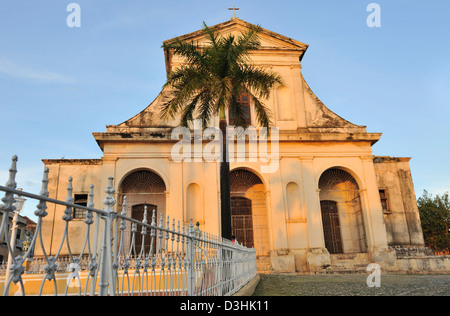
top-left (257, 253), bottom-right (374, 274)
top-left (329, 253), bottom-right (370, 272)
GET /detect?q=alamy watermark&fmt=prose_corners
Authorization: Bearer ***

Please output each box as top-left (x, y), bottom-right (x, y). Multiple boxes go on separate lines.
top-left (171, 120), bottom-right (280, 174)
top-left (66, 3), bottom-right (81, 28)
top-left (367, 3), bottom-right (381, 28)
top-left (366, 263), bottom-right (381, 288)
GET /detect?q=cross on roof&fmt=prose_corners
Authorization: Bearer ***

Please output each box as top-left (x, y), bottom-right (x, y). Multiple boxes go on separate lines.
top-left (228, 3), bottom-right (240, 19)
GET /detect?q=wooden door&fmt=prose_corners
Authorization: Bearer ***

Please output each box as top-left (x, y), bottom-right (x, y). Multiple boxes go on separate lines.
top-left (231, 197), bottom-right (254, 249)
top-left (320, 201), bottom-right (343, 254)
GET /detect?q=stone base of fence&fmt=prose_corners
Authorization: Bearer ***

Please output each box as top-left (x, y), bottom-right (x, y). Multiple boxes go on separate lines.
top-left (232, 274), bottom-right (260, 296)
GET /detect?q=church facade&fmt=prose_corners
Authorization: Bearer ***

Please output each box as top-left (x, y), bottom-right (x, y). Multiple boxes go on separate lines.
top-left (38, 18), bottom-right (429, 272)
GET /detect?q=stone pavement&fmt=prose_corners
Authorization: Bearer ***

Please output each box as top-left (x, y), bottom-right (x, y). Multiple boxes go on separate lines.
top-left (253, 273), bottom-right (450, 296)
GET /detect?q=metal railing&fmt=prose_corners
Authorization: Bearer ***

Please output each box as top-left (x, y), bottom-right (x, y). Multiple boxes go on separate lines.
top-left (0, 156), bottom-right (257, 296)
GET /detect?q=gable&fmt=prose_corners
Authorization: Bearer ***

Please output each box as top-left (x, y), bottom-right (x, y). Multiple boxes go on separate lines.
top-left (163, 18), bottom-right (309, 74)
top-left (164, 18), bottom-right (308, 50)
top-left (98, 18), bottom-right (377, 148)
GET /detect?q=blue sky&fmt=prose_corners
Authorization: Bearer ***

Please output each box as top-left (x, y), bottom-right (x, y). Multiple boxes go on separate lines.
top-left (0, 1), bottom-right (449, 219)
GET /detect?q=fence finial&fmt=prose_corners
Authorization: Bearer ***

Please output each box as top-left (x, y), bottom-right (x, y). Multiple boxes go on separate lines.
top-left (62, 177), bottom-right (74, 221)
top-left (166, 215), bottom-right (170, 240)
top-left (143, 205), bottom-right (148, 225)
top-left (34, 167), bottom-right (49, 217)
top-left (0, 155), bottom-right (18, 213)
top-left (141, 205), bottom-right (148, 235)
top-left (87, 184), bottom-right (94, 207)
top-left (41, 167), bottom-right (49, 197)
top-left (150, 209), bottom-right (156, 238)
top-left (5, 155), bottom-right (18, 189)
top-left (85, 184), bottom-right (95, 225)
top-left (189, 219), bottom-right (194, 234)
top-left (103, 177), bottom-right (116, 212)
top-left (120, 196), bottom-right (127, 231)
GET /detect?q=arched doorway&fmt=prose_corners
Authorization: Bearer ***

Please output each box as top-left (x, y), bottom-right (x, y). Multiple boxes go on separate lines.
top-left (118, 169), bottom-right (166, 256)
top-left (230, 169), bottom-right (269, 257)
top-left (318, 168), bottom-right (367, 254)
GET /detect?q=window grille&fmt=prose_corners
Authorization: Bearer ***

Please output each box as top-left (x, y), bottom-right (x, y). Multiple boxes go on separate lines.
top-left (73, 194), bottom-right (88, 219)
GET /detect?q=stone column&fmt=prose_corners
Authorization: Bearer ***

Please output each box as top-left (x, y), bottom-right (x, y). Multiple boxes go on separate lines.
top-left (301, 158), bottom-right (331, 270)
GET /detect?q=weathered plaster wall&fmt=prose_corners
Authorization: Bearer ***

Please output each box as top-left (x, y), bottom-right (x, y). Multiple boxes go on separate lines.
top-left (373, 157), bottom-right (425, 247)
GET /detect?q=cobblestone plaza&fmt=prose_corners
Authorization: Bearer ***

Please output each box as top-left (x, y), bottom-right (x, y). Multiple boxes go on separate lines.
top-left (253, 273), bottom-right (450, 296)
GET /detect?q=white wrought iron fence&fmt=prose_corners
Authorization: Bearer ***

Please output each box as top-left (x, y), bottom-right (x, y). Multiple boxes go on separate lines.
top-left (0, 155), bottom-right (257, 296)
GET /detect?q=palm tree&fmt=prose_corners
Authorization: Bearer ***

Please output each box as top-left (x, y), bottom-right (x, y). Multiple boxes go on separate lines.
top-left (161, 22), bottom-right (282, 240)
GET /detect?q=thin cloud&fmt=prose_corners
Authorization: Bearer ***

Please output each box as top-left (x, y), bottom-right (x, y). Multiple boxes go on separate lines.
top-left (0, 57), bottom-right (75, 84)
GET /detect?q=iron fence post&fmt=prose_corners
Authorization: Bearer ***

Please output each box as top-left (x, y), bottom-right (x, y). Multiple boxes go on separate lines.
top-left (187, 219), bottom-right (195, 296)
top-left (1, 156), bottom-right (18, 296)
top-left (99, 177), bottom-right (116, 296)
top-left (218, 240), bottom-right (223, 296)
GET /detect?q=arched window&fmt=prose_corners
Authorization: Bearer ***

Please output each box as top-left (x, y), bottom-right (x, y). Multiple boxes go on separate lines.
top-left (120, 170), bottom-right (166, 195)
top-left (229, 93), bottom-right (251, 126)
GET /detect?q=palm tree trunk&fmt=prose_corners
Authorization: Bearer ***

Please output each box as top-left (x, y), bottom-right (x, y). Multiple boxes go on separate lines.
top-left (219, 113), bottom-right (232, 240)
